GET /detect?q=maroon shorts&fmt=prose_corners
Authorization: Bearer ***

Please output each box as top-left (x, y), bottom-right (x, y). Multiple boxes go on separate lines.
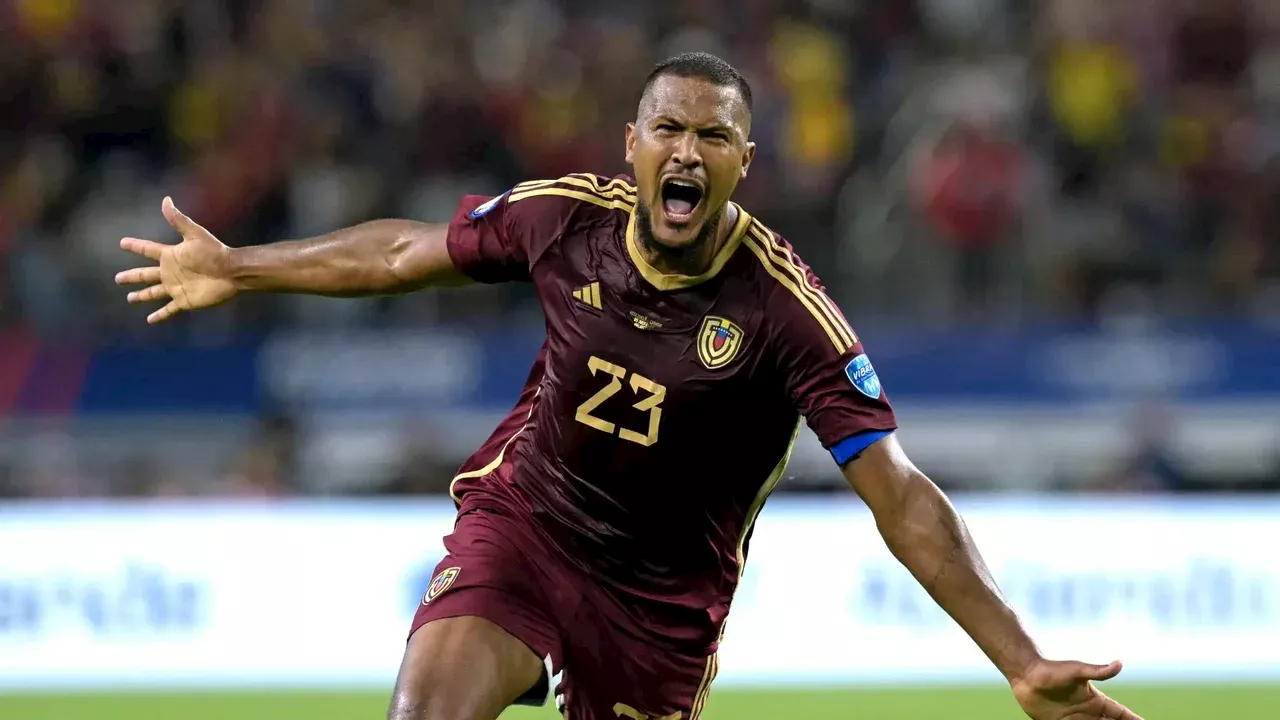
top-left (410, 500), bottom-right (719, 720)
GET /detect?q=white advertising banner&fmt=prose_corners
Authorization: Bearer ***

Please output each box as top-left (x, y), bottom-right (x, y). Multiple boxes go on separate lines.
top-left (719, 497), bottom-right (1280, 685)
top-left (0, 497), bottom-right (1277, 690)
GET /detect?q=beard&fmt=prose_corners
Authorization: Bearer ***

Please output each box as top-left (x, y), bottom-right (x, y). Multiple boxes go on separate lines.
top-left (635, 200), bottom-right (724, 273)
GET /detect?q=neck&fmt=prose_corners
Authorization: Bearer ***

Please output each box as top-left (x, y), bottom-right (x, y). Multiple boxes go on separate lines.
top-left (640, 202), bottom-right (738, 277)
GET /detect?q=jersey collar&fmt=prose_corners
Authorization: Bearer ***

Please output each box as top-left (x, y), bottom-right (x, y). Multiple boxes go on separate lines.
top-left (625, 202), bottom-right (752, 291)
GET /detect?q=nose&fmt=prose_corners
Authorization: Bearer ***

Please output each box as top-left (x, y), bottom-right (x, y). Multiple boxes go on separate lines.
top-left (671, 132), bottom-right (702, 169)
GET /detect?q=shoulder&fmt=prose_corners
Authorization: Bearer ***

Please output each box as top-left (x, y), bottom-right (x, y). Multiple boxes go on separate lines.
top-left (480, 173), bottom-right (634, 270)
top-left (737, 215), bottom-right (859, 356)
top-left (504, 173), bottom-right (637, 217)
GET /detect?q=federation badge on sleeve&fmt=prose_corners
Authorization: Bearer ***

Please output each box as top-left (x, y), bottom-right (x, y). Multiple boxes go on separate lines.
top-left (697, 316), bottom-right (744, 370)
top-left (422, 566), bottom-right (461, 605)
top-left (844, 353), bottom-right (882, 399)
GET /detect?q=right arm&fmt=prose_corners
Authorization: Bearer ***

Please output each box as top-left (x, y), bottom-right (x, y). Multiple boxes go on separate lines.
top-left (228, 218), bottom-right (469, 296)
top-left (119, 186), bottom-right (563, 324)
top-left (116, 193), bottom-right (521, 324)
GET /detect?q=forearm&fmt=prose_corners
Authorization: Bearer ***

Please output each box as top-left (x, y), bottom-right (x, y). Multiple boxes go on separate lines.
top-left (228, 220), bottom-right (464, 296)
top-left (877, 474), bottom-right (1040, 682)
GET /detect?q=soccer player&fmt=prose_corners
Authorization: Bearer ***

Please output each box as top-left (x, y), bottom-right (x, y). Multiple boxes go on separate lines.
top-left (116, 53), bottom-right (1141, 720)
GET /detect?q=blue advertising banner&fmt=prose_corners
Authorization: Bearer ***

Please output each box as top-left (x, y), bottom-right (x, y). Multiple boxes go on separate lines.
top-left (856, 323), bottom-right (1280, 402)
top-left (77, 341), bottom-right (265, 414)
top-left (6, 322), bottom-right (1277, 416)
top-left (253, 322), bottom-right (1280, 409)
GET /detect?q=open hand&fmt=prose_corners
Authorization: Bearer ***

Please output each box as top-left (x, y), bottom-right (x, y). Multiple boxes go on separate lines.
top-left (1012, 659), bottom-right (1143, 720)
top-left (115, 197), bottom-right (237, 324)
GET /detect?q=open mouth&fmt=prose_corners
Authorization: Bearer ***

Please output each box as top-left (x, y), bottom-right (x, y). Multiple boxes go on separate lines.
top-left (660, 177), bottom-right (705, 224)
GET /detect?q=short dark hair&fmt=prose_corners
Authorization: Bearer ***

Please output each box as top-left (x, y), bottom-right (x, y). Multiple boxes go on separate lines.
top-left (640, 51), bottom-right (753, 115)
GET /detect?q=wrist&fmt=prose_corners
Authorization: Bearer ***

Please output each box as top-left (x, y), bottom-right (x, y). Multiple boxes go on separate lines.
top-left (1004, 651), bottom-right (1045, 686)
top-left (224, 246), bottom-right (251, 292)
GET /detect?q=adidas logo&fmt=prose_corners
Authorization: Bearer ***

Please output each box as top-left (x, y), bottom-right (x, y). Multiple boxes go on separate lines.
top-left (572, 282), bottom-right (602, 310)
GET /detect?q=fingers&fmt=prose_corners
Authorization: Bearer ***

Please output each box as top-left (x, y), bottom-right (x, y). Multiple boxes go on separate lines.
top-left (128, 284), bottom-right (169, 304)
top-left (123, 197), bottom-right (207, 261)
top-left (148, 300), bottom-right (183, 325)
top-left (115, 266), bottom-right (161, 286)
top-left (120, 237), bottom-right (166, 262)
top-left (162, 196), bottom-right (206, 236)
top-left (1102, 695), bottom-right (1143, 720)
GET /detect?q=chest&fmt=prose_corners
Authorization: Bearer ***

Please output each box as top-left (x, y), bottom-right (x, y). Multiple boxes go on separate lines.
top-left (532, 238), bottom-right (773, 429)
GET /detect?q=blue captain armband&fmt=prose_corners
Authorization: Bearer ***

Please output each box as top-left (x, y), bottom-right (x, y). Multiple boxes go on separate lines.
top-left (829, 430), bottom-right (894, 466)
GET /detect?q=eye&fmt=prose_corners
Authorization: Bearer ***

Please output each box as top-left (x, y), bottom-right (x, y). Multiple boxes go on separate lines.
top-left (656, 123), bottom-right (679, 133)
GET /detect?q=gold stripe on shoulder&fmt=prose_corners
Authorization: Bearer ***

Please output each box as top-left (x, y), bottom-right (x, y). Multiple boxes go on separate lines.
top-left (512, 178), bottom-right (561, 192)
top-left (510, 174), bottom-right (636, 204)
top-left (507, 187), bottom-right (635, 212)
top-left (756, 223), bottom-right (858, 345)
top-left (566, 173), bottom-right (637, 196)
top-left (750, 221), bottom-right (857, 348)
top-left (743, 230), bottom-right (850, 354)
top-left (549, 175), bottom-right (636, 201)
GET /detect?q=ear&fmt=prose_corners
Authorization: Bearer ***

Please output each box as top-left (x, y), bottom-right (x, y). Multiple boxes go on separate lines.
top-left (740, 141), bottom-right (756, 179)
top-left (625, 122), bottom-right (636, 164)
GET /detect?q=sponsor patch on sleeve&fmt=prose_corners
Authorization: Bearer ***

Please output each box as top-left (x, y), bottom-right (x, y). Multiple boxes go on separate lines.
top-left (469, 192), bottom-right (506, 219)
top-left (844, 353), bottom-right (882, 399)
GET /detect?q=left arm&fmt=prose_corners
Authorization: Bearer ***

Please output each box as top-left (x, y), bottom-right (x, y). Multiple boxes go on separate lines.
top-left (841, 435), bottom-right (1039, 682)
top-left (764, 247), bottom-right (1142, 718)
top-left (841, 435), bottom-right (1142, 719)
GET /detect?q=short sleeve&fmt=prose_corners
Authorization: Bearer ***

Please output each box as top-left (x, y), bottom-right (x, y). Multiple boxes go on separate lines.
top-left (446, 185), bottom-right (572, 283)
top-left (446, 192), bottom-right (528, 283)
top-left (770, 271), bottom-right (897, 467)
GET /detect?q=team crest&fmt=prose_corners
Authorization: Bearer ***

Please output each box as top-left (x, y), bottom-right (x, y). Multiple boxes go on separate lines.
top-left (697, 316), bottom-right (744, 370)
top-left (422, 567), bottom-right (461, 605)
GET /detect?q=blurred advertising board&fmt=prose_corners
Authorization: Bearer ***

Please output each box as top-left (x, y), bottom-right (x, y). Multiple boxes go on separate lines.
top-left (0, 496), bottom-right (1277, 690)
top-left (2, 322), bottom-right (1279, 417)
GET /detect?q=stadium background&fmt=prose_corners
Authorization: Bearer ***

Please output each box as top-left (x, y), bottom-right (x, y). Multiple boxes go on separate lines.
top-left (0, 0), bottom-right (1277, 718)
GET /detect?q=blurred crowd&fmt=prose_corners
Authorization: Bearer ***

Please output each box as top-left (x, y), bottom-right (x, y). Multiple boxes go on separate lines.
top-left (853, 0), bottom-right (1280, 324)
top-left (1, 0), bottom-right (1276, 336)
top-left (1, 0), bottom-right (1277, 499)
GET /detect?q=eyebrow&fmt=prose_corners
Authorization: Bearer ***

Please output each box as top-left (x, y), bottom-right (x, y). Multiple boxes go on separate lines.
top-left (653, 115), bottom-right (736, 135)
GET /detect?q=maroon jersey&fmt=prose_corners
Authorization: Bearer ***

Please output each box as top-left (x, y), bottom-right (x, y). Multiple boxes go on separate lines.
top-left (445, 173), bottom-right (896, 644)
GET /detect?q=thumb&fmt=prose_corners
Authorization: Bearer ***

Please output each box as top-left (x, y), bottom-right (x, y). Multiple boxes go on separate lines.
top-left (1069, 659), bottom-right (1123, 682)
top-left (162, 196), bottom-right (200, 236)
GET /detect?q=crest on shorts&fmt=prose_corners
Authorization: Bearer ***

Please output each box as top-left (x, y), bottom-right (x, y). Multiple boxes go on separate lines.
top-left (422, 567), bottom-right (461, 605)
top-left (697, 316), bottom-right (743, 370)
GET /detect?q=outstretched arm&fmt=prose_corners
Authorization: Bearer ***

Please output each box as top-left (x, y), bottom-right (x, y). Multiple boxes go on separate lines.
top-left (843, 435), bottom-right (1142, 720)
top-left (226, 218), bottom-right (468, 295)
top-left (843, 435), bottom-right (1039, 679)
top-left (762, 232), bottom-right (1141, 719)
top-left (116, 197), bottom-right (470, 324)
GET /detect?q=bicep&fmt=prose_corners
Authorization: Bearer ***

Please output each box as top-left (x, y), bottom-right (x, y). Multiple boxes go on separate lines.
top-left (389, 222), bottom-right (474, 290)
top-left (840, 433), bottom-right (925, 519)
